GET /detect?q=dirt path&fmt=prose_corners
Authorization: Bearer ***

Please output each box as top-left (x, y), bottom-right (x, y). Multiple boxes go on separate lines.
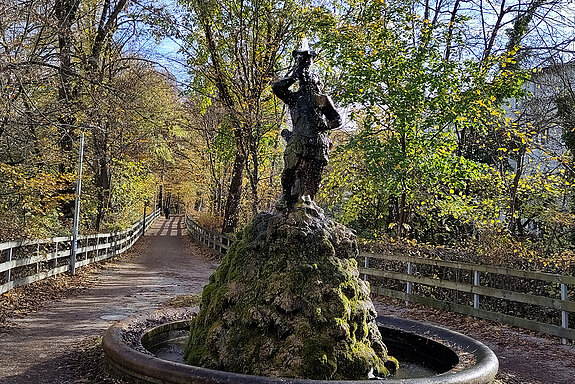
top-left (1, 216), bottom-right (574, 384)
top-left (0, 215), bottom-right (218, 384)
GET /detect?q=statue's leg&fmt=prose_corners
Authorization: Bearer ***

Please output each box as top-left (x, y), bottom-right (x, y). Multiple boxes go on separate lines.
top-left (278, 136), bottom-right (305, 209)
top-left (282, 166), bottom-right (297, 195)
top-left (302, 159), bottom-right (323, 201)
top-left (278, 155), bottom-right (300, 209)
top-left (299, 135), bottom-right (328, 202)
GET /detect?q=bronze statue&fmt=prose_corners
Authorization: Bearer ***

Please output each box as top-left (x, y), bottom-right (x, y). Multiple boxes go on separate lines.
top-left (272, 48), bottom-right (341, 210)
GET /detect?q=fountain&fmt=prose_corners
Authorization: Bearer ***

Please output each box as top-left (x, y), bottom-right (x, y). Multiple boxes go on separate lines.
top-left (103, 308), bottom-right (498, 383)
top-left (102, 42), bottom-right (498, 384)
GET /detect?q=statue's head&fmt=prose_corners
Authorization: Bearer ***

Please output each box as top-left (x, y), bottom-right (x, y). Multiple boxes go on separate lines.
top-left (292, 49), bottom-right (323, 92)
top-left (292, 49), bottom-right (316, 69)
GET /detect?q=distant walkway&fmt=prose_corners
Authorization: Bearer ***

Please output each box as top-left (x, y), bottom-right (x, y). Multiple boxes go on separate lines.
top-left (0, 215), bottom-right (218, 384)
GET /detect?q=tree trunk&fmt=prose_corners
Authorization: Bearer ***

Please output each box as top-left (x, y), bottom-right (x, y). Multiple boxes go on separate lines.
top-left (222, 150), bottom-right (246, 233)
top-left (247, 128), bottom-right (260, 216)
top-left (508, 146), bottom-right (526, 235)
top-left (444, 0), bottom-right (461, 62)
top-left (481, 0), bottom-right (507, 65)
top-left (55, 0), bottom-right (80, 219)
top-left (398, 191), bottom-right (408, 238)
top-left (94, 155), bottom-right (111, 231)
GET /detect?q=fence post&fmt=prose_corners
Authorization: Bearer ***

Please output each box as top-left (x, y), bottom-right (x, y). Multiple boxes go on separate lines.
top-left (561, 283), bottom-right (569, 345)
top-left (473, 270), bottom-right (480, 310)
top-left (53, 241), bottom-right (58, 269)
top-left (70, 130), bottom-right (85, 276)
top-left (406, 261), bottom-right (413, 306)
top-left (6, 247), bottom-right (12, 284)
top-left (36, 243), bottom-right (40, 274)
top-left (142, 206), bottom-right (146, 237)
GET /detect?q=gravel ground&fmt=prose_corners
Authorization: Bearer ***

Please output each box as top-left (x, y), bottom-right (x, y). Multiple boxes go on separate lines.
top-left (1, 215), bottom-right (573, 383)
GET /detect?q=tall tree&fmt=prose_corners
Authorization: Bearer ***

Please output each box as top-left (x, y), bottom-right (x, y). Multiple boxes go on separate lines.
top-left (178, 0), bottom-right (317, 232)
top-left (315, 0), bottom-right (532, 240)
top-left (1, 0), bottom-right (187, 239)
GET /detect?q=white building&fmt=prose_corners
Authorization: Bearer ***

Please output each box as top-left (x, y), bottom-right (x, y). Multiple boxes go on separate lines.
top-left (507, 61), bottom-right (575, 174)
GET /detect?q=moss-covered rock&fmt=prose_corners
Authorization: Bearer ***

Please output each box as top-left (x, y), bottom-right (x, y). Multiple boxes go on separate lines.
top-left (184, 202), bottom-right (398, 379)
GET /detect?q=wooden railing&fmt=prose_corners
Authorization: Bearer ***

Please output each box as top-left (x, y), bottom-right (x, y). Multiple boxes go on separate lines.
top-left (360, 252), bottom-right (575, 343)
top-left (0, 209), bottom-right (160, 294)
top-left (184, 214), bottom-right (233, 256)
top-left (183, 217), bottom-right (574, 343)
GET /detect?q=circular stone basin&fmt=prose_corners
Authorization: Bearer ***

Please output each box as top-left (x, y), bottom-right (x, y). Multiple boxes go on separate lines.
top-left (102, 309), bottom-right (498, 384)
top-left (143, 322), bottom-right (444, 379)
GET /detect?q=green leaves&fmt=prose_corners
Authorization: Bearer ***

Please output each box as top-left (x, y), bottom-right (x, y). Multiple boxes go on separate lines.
top-left (314, 0), bottom-right (568, 246)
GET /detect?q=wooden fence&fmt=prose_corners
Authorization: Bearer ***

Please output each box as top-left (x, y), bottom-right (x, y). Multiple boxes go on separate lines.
top-left (360, 252), bottom-right (575, 343)
top-left (0, 209), bottom-right (160, 294)
top-left (184, 216), bottom-right (575, 343)
top-left (184, 214), bottom-right (233, 256)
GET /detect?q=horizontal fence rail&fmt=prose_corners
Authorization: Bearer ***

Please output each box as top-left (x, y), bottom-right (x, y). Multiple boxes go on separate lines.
top-left (184, 214), bottom-right (233, 257)
top-left (184, 217), bottom-right (574, 343)
top-left (0, 209), bottom-right (160, 295)
top-left (360, 252), bottom-right (575, 343)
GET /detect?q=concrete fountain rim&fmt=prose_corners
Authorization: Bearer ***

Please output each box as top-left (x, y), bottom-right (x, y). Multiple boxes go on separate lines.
top-left (102, 308), bottom-right (498, 384)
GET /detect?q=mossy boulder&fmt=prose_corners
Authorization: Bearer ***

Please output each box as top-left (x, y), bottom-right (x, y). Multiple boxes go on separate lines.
top-left (184, 203), bottom-right (398, 379)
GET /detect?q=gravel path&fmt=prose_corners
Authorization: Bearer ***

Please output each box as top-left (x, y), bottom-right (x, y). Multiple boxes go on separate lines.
top-left (0, 215), bottom-right (218, 384)
top-left (1, 215), bottom-right (574, 384)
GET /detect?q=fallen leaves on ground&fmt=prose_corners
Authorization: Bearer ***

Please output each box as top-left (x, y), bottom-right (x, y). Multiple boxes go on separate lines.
top-left (0, 268), bottom-right (96, 330)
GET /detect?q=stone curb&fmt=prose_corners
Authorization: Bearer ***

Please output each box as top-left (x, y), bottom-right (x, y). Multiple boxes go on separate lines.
top-left (102, 309), bottom-right (498, 384)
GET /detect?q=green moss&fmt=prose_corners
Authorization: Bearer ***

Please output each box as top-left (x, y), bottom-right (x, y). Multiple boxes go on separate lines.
top-left (384, 356), bottom-right (400, 375)
top-left (224, 326), bottom-right (263, 373)
top-left (184, 320), bottom-right (209, 364)
top-left (300, 337), bottom-right (337, 379)
top-left (184, 210), bottom-right (397, 379)
top-left (342, 343), bottom-right (373, 378)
